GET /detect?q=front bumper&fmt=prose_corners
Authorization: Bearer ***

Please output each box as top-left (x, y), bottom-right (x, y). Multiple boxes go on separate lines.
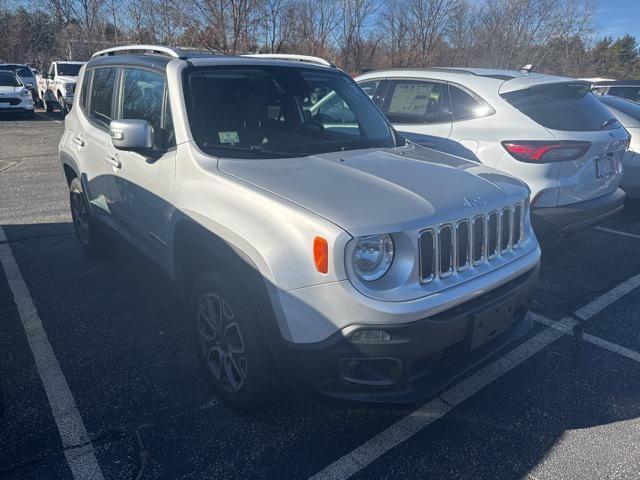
top-left (274, 264), bottom-right (539, 404)
top-left (532, 188), bottom-right (625, 239)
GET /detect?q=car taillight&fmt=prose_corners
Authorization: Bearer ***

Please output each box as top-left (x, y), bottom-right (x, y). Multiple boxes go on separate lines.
top-left (502, 141), bottom-right (591, 163)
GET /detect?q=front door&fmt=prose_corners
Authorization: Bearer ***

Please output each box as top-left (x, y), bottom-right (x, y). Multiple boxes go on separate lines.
top-left (106, 67), bottom-right (176, 265)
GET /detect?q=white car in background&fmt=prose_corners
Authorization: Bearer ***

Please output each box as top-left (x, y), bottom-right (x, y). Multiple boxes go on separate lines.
top-left (0, 71), bottom-right (35, 118)
top-left (352, 68), bottom-right (629, 241)
top-left (599, 95), bottom-right (640, 198)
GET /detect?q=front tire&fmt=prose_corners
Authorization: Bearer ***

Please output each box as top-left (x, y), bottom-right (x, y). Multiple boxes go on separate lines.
top-left (43, 96), bottom-right (54, 113)
top-left (190, 269), bottom-right (281, 411)
top-left (69, 177), bottom-right (109, 257)
top-left (58, 95), bottom-right (68, 117)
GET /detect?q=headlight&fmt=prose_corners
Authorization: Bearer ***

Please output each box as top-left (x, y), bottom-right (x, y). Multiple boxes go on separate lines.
top-left (352, 234), bottom-right (394, 281)
top-left (20, 88), bottom-right (30, 97)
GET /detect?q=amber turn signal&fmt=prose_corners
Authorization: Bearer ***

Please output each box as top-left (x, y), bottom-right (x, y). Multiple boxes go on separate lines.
top-left (313, 236), bottom-right (329, 274)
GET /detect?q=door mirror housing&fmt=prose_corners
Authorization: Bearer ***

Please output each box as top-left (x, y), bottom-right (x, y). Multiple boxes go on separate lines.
top-left (110, 119), bottom-right (154, 155)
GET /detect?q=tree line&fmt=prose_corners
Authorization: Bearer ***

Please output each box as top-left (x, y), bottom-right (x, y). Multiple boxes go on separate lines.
top-left (1, 0), bottom-right (639, 79)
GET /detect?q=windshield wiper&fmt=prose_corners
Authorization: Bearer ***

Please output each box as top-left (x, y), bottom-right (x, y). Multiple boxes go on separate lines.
top-left (600, 118), bottom-right (619, 129)
top-left (202, 143), bottom-right (298, 158)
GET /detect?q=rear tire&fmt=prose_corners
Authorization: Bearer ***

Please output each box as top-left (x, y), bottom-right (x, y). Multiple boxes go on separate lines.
top-left (69, 177), bottom-right (109, 258)
top-left (190, 269), bottom-right (281, 411)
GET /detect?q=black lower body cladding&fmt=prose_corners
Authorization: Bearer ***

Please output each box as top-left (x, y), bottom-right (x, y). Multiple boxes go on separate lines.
top-left (532, 188), bottom-right (625, 241)
top-left (274, 265), bottom-right (540, 404)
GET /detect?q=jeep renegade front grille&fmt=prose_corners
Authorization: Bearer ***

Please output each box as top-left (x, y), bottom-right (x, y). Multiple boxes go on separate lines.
top-left (418, 202), bottom-right (525, 284)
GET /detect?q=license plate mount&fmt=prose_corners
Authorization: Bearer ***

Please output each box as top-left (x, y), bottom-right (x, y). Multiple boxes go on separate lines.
top-left (596, 154), bottom-right (616, 179)
top-left (468, 303), bottom-right (515, 351)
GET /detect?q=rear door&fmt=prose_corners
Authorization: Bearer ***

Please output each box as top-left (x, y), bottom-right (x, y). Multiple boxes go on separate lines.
top-left (501, 82), bottom-right (627, 206)
top-left (73, 67), bottom-right (119, 223)
top-left (378, 78), bottom-right (452, 150)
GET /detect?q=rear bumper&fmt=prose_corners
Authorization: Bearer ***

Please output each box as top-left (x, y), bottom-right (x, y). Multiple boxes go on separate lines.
top-left (532, 188), bottom-right (625, 239)
top-left (273, 264), bottom-right (539, 404)
top-left (621, 151), bottom-right (640, 198)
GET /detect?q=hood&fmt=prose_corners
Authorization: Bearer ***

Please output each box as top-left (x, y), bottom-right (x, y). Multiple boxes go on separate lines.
top-left (55, 75), bottom-right (77, 83)
top-left (0, 86), bottom-right (22, 96)
top-left (218, 147), bottom-right (526, 236)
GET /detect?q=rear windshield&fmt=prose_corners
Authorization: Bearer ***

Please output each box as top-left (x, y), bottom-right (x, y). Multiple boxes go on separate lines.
top-left (58, 63), bottom-right (82, 76)
top-left (607, 86), bottom-right (640, 103)
top-left (501, 83), bottom-right (621, 132)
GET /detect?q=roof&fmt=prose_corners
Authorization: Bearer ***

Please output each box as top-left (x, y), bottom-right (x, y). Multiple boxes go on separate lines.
top-left (356, 67), bottom-right (580, 95)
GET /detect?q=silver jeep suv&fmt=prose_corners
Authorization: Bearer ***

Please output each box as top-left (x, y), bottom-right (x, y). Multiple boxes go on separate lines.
top-left (59, 45), bottom-right (541, 410)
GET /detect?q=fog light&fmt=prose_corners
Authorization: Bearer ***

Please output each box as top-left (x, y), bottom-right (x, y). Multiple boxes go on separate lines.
top-left (351, 329), bottom-right (391, 343)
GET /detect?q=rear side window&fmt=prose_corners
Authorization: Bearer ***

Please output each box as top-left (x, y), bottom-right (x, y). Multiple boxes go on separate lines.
top-left (449, 85), bottom-right (494, 121)
top-left (502, 83), bottom-right (620, 132)
top-left (120, 68), bottom-right (172, 149)
top-left (90, 68), bottom-right (117, 126)
top-left (383, 80), bottom-right (449, 124)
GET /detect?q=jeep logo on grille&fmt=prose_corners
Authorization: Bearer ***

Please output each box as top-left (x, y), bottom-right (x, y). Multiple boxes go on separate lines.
top-left (463, 197), bottom-right (487, 208)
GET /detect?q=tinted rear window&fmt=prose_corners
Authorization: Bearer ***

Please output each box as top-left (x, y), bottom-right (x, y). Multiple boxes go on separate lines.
top-left (502, 83), bottom-right (620, 132)
top-left (607, 86), bottom-right (640, 103)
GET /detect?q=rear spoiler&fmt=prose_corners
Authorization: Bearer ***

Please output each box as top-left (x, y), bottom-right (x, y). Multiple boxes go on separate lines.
top-left (498, 75), bottom-right (588, 95)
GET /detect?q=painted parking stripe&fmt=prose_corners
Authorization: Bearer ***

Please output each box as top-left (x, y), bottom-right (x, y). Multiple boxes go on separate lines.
top-left (309, 272), bottom-right (640, 480)
top-left (595, 226), bottom-right (640, 241)
top-left (0, 226), bottom-right (104, 479)
top-left (534, 314), bottom-right (640, 364)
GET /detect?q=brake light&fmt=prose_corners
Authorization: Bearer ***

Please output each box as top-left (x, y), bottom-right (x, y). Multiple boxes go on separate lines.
top-left (502, 141), bottom-right (591, 163)
top-left (313, 236), bottom-right (329, 274)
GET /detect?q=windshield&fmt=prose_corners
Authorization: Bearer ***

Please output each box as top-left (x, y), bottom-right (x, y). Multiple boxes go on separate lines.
top-left (57, 63), bottom-right (82, 76)
top-left (502, 83), bottom-right (621, 132)
top-left (0, 72), bottom-right (21, 87)
top-left (185, 65), bottom-right (400, 158)
top-left (0, 65), bottom-right (32, 78)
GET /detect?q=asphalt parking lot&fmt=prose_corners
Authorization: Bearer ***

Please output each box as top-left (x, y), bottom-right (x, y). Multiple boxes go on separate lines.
top-left (1, 111), bottom-right (640, 480)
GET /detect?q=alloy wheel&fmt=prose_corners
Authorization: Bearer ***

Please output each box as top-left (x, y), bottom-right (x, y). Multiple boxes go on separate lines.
top-left (196, 292), bottom-right (247, 393)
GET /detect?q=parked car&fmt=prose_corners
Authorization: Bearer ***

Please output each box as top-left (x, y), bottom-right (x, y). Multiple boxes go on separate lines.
top-left (353, 68), bottom-right (629, 241)
top-left (38, 61), bottom-right (84, 115)
top-left (60, 45), bottom-right (540, 410)
top-left (599, 95), bottom-right (640, 198)
top-left (0, 63), bottom-right (37, 105)
top-left (0, 71), bottom-right (35, 118)
top-left (592, 80), bottom-right (640, 103)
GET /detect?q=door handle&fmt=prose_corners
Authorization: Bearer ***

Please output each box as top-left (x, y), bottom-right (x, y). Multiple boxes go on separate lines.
top-left (105, 155), bottom-right (122, 169)
top-left (72, 136), bottom-right (84, 147)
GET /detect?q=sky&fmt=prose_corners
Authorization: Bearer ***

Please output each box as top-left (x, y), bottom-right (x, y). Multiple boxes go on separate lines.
top-left (596, 0), bottom-right (640, 41)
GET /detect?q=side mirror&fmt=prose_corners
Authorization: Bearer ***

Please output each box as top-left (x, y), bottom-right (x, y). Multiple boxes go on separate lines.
top-left (110, 119), bottom-right (154, 155)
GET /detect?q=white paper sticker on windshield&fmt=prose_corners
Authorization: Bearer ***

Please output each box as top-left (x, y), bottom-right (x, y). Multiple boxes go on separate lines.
top-left (218, 131), bottom-right (240, 144)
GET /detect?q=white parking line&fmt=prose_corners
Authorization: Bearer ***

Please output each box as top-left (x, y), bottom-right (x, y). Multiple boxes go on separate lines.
top-left (0, 226), bottom-right (104, 479)
top-left (595, 226), bottom-right (640, 241)
top-left (534, 314), bottom-right (640, 364)
top-left (309, 272), bottom-right (640, 480)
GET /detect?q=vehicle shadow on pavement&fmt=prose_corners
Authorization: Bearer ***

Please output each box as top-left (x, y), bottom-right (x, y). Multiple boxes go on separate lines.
top-left (2, 221), bottom-right (640, 479)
